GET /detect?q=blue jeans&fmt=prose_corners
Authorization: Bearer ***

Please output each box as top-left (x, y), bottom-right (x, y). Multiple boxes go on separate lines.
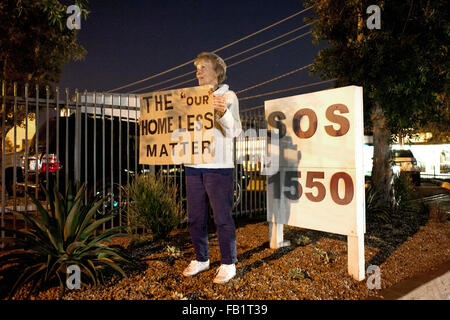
top-left (185, 167), bottom-right (237, 265)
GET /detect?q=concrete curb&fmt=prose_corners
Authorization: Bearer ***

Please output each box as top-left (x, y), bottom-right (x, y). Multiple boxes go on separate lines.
top-left (399, 270), bottom-right (450, 300)
top-left (369, 261), bottom-right (450, 300)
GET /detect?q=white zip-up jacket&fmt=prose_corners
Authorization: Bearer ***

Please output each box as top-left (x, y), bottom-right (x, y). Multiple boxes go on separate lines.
top-left (186, 84), bottom-right (241, 169)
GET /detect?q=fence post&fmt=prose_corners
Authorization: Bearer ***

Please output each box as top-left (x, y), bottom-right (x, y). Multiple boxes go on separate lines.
top-left (1, 81), bottom-right (5, 248)
top-left (74, 89), bottom-right (81, 183)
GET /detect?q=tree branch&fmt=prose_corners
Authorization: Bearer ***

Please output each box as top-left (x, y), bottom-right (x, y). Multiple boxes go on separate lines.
top-left (402, 0), bottom-right (414, 34)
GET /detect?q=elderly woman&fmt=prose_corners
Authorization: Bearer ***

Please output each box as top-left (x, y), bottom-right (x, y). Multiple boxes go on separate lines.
top-left (182, 52), bottom-right (241, 284)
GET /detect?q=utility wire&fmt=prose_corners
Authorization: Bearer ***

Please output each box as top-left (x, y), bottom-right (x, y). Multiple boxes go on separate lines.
top-left (226, 31), bottom-right (311, 69)
top-left (210, 6), bottom-right (314, 55)
top-left (238, 79), bottom-right (337, 101)
top-left (235, 64), bottom-right (313, 96)
top-left (224, 22), bottom-right (314, 62)
top-left (129, 21), bottom-right (314, 94)
top-left (156, 30), bottom-right (312, 91)
top-left (129, 70), bottom-right (196, 93)
top-left (107, 6), bottom-right (314, 93)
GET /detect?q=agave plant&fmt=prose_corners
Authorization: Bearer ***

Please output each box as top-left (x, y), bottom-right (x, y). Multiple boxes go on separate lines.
top-left (0, 182), bottom-right (134, 299)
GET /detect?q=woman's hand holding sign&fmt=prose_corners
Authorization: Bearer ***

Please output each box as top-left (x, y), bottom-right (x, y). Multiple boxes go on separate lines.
top-left (213, 95), bottom-right (227, 117)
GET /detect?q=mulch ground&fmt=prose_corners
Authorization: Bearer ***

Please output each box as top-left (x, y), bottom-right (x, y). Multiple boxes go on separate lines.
top-left (4, 184), bottom-right (450, 300)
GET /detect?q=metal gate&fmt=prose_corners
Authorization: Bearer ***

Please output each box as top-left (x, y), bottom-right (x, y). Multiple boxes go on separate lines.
top-left (1, 82), bottom-right (268, 245)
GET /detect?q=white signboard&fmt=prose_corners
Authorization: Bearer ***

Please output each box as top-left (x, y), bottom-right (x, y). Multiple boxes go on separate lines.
top-left (265, 86), bottom-right (365, 280)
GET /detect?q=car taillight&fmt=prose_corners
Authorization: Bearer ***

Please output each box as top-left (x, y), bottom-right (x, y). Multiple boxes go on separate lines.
top-left (40, 154), bottom-right (62, 173)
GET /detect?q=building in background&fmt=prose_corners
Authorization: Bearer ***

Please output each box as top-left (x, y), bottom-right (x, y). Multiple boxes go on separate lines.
top-left (363, 133), bottom-right (450, 179)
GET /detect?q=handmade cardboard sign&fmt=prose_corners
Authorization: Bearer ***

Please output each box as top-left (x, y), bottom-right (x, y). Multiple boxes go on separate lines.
top-left (139, 85), bottom-right (215, 165)
top-left (265, 85), bottom-right (366, 280)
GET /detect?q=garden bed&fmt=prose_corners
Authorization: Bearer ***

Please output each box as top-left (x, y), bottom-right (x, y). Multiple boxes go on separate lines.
top-left (4, 184), bottom-right (450, 300)
top-left (5, 187), bottom-right (448, 300)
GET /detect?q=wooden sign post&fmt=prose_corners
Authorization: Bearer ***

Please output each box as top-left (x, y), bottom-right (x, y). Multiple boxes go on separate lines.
top-left (265, 86), bottom-right (366, 281)
top-left (139, 85), bottom-right (215, 165)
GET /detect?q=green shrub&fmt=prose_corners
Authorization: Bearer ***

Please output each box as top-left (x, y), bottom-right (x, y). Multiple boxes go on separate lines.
top-left (366, 172), bottom-right (419, 223)
top-left (365, 185), bottom-right (392, 223)
top-left (166, 245), bottom-right (182, 258)
top-left (295, 235), bottom-right (312, 246)
top-left (0, 182), bottom-right (134, 299)
top-left (392, 172), bottom-right (416, 213)
top-left (314, 247), bottom-right (334, 264)
top-left (288, 267), bottom-right (309, 279)
top-left (124, 174), bottom-right (185, 240)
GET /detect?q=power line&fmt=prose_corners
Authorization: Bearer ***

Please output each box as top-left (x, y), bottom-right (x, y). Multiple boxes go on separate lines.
top-left (238, 79), bottom-right (337, 101)
top-left (107, 59), bottom-right (194, 93)
top-left (155, 30), bottom-right (312, 92)
top-left (107, 6), bottom-right (314, 93)
top-left (157, 76), bottom-right (197, 92)
top-left (128, 70), bottom-right (196, 94)
top-left (225, 22), bottom-right (314, 62)
top-left (129, 21), bottom-right (314, 94)
top-left (226, 30), bottom-right (311, 68)
top-left (235, 63), bottom-right (313, 96)
top-left (211, 6), bottom-right (314, 55)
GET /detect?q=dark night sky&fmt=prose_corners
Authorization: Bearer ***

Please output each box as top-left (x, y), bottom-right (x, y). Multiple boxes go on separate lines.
top-left (58, 0), bottom-right (332, 110)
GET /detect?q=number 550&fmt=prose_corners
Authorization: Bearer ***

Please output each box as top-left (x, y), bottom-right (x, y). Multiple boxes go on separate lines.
top-left (268, 171), bottom-right (354, 205)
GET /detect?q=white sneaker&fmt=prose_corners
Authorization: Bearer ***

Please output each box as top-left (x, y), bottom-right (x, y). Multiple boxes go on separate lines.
top-left (182, 260), bottom-right (210, 277)
top-left (213, 264), bottom-right (236, 284)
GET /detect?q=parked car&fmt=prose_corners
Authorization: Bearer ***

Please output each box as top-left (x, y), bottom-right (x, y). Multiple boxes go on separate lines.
top-left (392, 149), bottom-right (421, 186)
top-left (19, 113), bottom-right (140, 200)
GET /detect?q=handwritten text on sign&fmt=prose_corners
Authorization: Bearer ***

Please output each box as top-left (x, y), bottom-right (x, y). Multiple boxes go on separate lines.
top-left (265, 86), bottom-right (365, 236)
top-left (139, 85), bottom-right (215, 165)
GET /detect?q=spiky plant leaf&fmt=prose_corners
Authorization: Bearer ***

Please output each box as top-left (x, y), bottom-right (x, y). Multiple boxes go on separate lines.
top-left (25, 192), bottom-right (51, 227)
top-left (53, 186), bottom-right (66, 234)
top-left (64, 193), bottom-right (85, 242)
top-left (78, 215), bottom-right (115, 242)
top-left (0, 182), bottom-right (135, 299)
top-left (76, 197), bottom-right (106, 239)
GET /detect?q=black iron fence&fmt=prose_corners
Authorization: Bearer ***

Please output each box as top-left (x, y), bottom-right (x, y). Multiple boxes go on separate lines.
top-left (1, 82), bottom-right (269, 245)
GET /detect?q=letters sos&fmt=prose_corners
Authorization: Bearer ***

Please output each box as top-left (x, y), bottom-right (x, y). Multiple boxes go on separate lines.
top-left (267, 104), bottom-right (350, 139)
